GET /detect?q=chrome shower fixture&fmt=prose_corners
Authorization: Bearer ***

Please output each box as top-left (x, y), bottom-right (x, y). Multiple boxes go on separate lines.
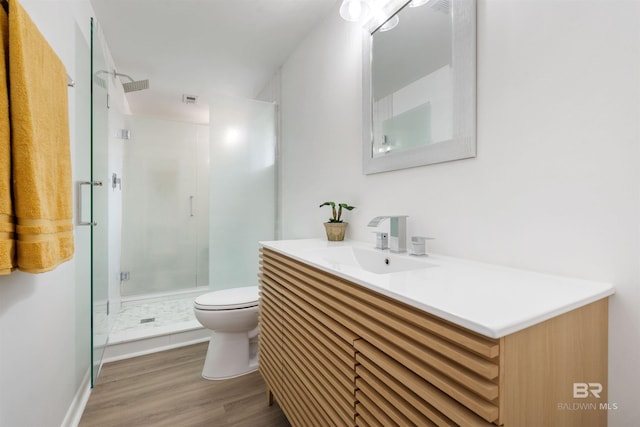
top-left (113, 70), bottom-right (150, 93)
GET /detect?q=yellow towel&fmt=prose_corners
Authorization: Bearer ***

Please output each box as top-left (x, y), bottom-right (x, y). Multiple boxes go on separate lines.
top-left (8, 0), bottom-right (74, 273)
top-left (0, 5), bottom-right (15, 275)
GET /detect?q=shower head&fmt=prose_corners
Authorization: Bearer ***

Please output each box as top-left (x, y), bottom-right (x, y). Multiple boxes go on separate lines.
top-left (122, 79), bottom-right (149, 93)
top-left (113, 71), bottom-right (150, 93)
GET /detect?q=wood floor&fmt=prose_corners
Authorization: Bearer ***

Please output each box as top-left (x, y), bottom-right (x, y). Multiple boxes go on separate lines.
top-left (79, 343), bottom-right (290, 427)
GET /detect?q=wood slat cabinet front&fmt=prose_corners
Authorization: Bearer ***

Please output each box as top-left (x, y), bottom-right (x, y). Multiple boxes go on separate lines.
top-left (258, 248), bottom-right (609, 427)
top-left (259, 248), bottom-right (359, 427)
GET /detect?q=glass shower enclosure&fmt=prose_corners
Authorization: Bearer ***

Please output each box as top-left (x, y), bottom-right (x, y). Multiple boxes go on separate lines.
top-left (119, 97), bottom-right (276, 296)
top-left (209, 96), bottom-right (277, 290)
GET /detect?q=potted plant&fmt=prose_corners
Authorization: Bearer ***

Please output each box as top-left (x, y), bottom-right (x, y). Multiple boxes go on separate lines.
top-left (319, 201), bottom-right (356, 241)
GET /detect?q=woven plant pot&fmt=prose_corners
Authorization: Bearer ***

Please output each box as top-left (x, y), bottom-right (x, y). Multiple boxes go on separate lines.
top-left (324, 222), bottom-right (348, 241)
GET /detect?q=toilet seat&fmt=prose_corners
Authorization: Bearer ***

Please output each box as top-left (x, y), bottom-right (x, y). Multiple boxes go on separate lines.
top-left (194, 286), bottom-right (259, 311)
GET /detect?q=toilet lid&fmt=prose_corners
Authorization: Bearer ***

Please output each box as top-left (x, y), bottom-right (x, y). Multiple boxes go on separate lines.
top-left (194, 286), bottom-right (259, 310)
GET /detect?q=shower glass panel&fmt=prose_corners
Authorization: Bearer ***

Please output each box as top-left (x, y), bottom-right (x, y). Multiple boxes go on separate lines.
top-left (120, 117), bottom-right (209, 296)
top-left (90, 18), bottom-right (110, 387)
top-left (209, 97), bottom-right (276, 290)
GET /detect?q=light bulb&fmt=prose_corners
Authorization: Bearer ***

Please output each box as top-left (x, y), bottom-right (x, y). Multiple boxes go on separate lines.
top-left (339, 0), bottom-right (371, 22)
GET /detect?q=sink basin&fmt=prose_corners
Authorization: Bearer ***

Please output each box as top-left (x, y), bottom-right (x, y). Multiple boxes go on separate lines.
top-left (308, 246), bottom-right (436, 274)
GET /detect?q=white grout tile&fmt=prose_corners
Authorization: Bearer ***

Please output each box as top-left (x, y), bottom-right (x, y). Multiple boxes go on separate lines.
top-left (109, 292), bottom-right (205, 343)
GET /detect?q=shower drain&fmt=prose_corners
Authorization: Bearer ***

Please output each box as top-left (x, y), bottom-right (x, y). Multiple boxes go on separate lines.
top-left (140, 317), bottom-right (156, 324)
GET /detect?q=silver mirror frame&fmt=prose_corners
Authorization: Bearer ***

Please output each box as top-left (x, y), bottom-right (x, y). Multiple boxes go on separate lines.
top-left (362, 0), bottom-right (476, 175)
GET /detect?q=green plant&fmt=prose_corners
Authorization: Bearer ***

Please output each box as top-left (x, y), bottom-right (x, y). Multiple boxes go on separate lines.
top-left (319, 202), bottom-right (356, 223)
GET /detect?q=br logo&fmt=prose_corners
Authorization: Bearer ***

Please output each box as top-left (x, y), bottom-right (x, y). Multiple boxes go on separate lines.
top-left (573, 383), bottom-right (603, 398)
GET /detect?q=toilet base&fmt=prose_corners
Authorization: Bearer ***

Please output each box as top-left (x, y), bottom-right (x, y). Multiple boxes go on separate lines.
top-left (201, 330), bottom-right (258, 380)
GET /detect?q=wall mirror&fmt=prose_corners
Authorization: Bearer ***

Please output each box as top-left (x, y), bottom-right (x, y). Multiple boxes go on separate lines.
top-left (362, 0), bottom-right (476, 174)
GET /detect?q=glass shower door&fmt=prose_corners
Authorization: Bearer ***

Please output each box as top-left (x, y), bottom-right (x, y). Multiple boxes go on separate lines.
top-left (90, 18), bottom-right (109, 386)
top-left (120, 117), bottom-right (209, 296)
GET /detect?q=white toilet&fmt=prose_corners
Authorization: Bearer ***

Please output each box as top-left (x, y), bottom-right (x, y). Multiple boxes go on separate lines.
top-left (193, 286), bottom-right (260, 380)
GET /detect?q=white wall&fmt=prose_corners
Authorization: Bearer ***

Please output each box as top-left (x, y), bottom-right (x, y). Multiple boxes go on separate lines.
top-left (277, 1), bottom-right (640, 425)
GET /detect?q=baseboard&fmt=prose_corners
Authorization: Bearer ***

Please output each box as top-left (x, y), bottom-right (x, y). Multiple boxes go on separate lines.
top-left (103, 327), bottom-right (210, 363)
top-left (103, 336), bottom-right (210, 363)
top-left (61, 369), bottom-right (91, 427)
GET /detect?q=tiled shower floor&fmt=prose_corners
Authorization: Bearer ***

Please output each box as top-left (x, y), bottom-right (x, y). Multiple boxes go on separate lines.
top-left (109, 291), bottom-right (206, 344)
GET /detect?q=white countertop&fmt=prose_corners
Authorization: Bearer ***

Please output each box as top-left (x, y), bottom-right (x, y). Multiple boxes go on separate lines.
top-left (259, 239), bottom-right (615, 338)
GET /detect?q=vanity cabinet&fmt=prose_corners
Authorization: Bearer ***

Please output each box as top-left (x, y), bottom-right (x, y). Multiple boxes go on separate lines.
top-left (258, 248), bottom-right (608, 427)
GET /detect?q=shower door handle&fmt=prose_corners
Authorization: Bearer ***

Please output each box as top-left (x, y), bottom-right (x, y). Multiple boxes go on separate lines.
top-left (77, 181), bottom-right (101, 226)
top-left (189, 195), bottom-right (194, 217)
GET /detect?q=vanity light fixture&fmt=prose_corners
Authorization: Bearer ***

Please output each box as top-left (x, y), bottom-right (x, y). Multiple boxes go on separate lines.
top-left (343, 0), bottom-right (404, 31)
top-left (409, 0), bottom-right (430, 6)
top-left (339, 0), bottom-right (371, 22)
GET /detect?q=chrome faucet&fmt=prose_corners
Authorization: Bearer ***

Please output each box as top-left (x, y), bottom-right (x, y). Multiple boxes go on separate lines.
top-left (367, 216), bottom-right (408, 253)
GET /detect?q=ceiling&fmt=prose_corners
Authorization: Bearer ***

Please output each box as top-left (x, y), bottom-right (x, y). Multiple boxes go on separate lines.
top-left (90, 0), bottom-right (339, 123)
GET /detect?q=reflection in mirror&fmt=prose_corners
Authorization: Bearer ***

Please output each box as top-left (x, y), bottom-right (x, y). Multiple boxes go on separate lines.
top-left (362, 0), bottom-right (476, 174)
top-left (372, 1), bottom-right (451, 157)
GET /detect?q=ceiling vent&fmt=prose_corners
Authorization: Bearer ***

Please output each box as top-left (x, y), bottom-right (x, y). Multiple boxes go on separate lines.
top-left (182, 94), bottom-right (199, 105)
